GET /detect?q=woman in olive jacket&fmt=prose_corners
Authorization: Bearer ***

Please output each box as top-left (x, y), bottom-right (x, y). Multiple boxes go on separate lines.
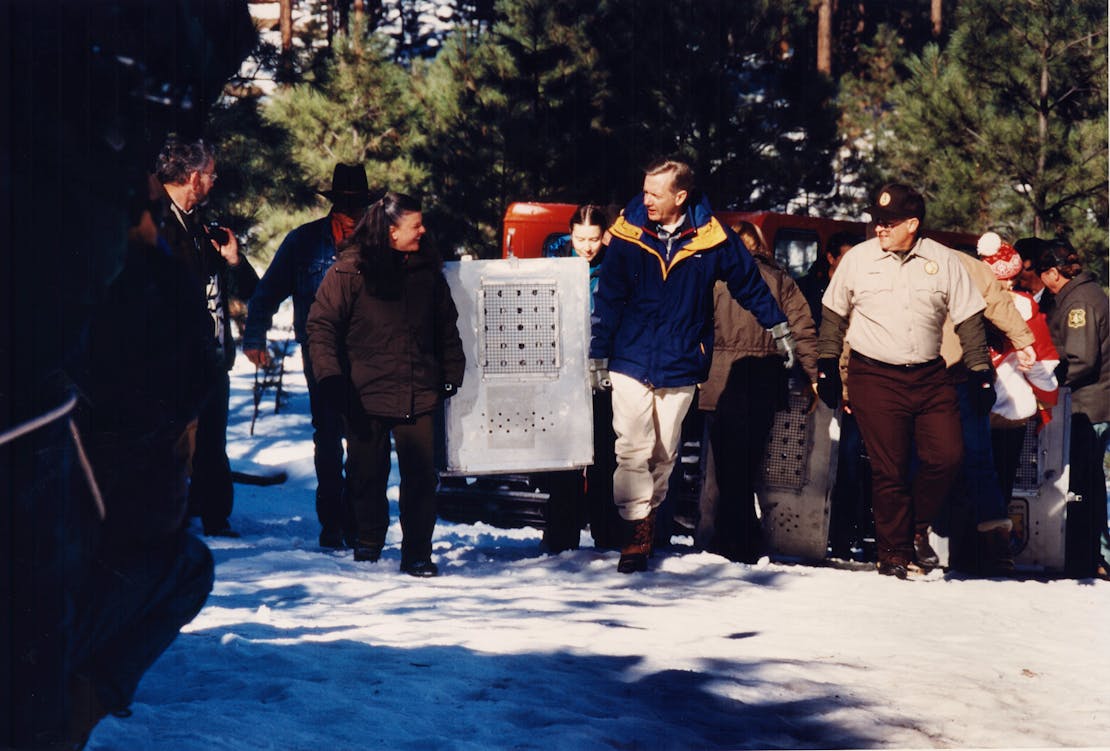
top-left (306, 192), bottom-right (465, 577)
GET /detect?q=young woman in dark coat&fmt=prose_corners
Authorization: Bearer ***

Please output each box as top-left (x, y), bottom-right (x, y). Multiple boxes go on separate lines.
top-left (306, 192), bottom-right (465, 577)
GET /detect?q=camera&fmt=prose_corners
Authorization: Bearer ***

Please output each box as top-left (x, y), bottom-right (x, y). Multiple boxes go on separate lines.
top-left (205, 221), bottom-right (230, 246)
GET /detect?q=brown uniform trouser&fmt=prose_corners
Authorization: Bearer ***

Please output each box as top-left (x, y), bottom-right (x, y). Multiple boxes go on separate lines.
top-left (848, 354), bottom-right (963, 564)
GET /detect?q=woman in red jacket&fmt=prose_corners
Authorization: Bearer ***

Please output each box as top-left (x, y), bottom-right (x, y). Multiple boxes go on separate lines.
top-left (306, 192), bottom-right (465, 577)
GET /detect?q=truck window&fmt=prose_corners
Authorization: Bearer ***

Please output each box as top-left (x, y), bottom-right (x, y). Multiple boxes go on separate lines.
top-left (543, 233), bottom-right (572, 258)
top-left (773, 228), bottom-right (819, 278)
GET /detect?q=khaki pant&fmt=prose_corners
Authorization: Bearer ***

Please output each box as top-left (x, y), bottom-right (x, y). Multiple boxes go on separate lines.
top-left (610, 372), bottom-right (695, 521)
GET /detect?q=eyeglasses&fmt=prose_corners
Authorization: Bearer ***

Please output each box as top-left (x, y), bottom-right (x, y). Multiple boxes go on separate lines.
top-left (204, 171), bottom-right (218, 184)
top-left (874, 217), bottom-right (910, 230)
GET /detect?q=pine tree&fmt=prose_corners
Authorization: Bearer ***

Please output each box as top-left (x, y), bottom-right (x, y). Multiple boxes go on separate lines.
top-left (881, 0), bottom-right (1107, 272)
top-left (416, 0), bottom-right (608, 256)
top-left (205, 96), bottom-right (310, 267)
top-left (255, 22), bottom-right (429, 257)
top-left (834, 24), bottom-right (908, 213)
top-left (588, 0), bottom-right (839, 212)
top-left (265, 23), bottom-right (427, 189)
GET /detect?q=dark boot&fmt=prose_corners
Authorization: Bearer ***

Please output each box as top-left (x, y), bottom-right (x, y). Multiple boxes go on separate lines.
top-left (978, 519), bottom-right (1015, 577)
top-left (353, 539), bottom-right (384, 562)
top-left (913, 526), bottom-right (940, 571)
top-left (319, 526), bottom-right (348, 549)
top-left (400, 559), bottom-right (439, 577)
top-left (618, 511), bottom-right (655, 574)
top-left (68, 674), bottom-right (107, 750)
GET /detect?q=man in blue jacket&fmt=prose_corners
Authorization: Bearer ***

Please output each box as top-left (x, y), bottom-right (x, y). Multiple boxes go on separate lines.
top-left (589, 158), bottom-right (794, 573)
top-left (243, 164), bottom-right (379, 549)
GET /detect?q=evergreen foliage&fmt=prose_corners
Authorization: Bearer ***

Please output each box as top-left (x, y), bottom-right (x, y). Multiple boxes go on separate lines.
top-left (592, 0), bottom-right (838, 211)
top-left (250, 22), bottom-right (429, 260)
top-left (206, 97), bottom-right (307, 267)
top-left (265, 25), bottom-right (428, 193)
top-left (209, 0), bottom-right (1105, 274)
top-left (415, 0), bottom-right (841, 256)
top-left (882, 0), bottom-right (1107, 273)
top-left (834, 24), bottom-right (906, 214)
top-left (417, 0), bottom-right (615, 255)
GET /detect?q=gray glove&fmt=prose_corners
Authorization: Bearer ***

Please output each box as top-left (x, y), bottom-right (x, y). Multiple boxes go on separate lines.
top-left (589, 358), bottom-right (612, 391)
top-left (770, 322), bottom-right (796, 370)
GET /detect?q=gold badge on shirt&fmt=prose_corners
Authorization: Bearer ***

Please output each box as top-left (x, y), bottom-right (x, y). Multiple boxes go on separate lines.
top-left (1068, 308), bottom-right (1086, 328)
top-left (924, 260), bottom-right (939, 275)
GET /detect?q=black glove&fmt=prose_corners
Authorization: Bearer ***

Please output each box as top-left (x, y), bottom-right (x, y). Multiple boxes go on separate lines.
top-left (816, 357), bottom-right (842, 409)
top-left (967, 368), bottom-right (997, 416)
top-left (589, 358), bottom-right (612, 391)
top-left (317, 375), bottom-right (349, 414)
top-left (442, 383), bottom-right (459, 399)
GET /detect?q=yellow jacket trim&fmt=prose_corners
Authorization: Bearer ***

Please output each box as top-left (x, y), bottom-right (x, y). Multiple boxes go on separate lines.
top-left (609, 215), bottom-right (729, 280)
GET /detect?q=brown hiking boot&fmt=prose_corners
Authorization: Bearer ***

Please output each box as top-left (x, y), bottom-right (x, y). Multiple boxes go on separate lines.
top-left (618, 511), bottom-right (655, 574)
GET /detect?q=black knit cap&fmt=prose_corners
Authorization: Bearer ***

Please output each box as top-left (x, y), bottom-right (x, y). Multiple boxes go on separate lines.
top-left (870, 183), bottom-right (926, 223)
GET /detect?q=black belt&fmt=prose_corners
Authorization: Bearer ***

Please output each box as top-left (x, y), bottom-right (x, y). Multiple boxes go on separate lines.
top-left (851, 351), bottom-right (943, 371)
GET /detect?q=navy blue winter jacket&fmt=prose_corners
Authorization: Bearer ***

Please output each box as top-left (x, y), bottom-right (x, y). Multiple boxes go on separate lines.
top-left (244, 216), bottom-right (337, 350)
top-left (589, 193), bottom-right (786, 388)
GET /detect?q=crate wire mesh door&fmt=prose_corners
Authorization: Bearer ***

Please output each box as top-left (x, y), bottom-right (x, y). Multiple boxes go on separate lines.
top-left (759, 389), bottom-right (813, 491)
top-left (1013, 416), bottom-right (1043, 493)
top-left (479, 281), bottom-right (561, 377)
top-left (442, 258), bottom-right (593, 474)
top-left (753, 389), bottom-right (835, 561)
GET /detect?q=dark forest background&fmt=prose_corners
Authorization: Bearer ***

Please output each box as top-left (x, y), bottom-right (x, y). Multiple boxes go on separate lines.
top-left (206, 0), bottom-right (1107, 275)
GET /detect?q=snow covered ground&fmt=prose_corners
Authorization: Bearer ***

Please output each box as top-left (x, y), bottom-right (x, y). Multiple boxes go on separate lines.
top-left (86, 336), bottom-right (1109, 751)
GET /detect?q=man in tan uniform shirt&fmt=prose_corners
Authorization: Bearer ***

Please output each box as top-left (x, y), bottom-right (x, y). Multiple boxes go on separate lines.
top-left (815, 183), bottom-right (995, 579)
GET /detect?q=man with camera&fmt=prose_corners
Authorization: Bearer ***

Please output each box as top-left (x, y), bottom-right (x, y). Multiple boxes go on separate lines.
top-left (157, 137), bottom-right (258, 537)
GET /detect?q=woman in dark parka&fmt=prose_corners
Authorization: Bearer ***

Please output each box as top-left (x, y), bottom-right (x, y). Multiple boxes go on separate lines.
top-left (306, 192), bottom-right (465, 577)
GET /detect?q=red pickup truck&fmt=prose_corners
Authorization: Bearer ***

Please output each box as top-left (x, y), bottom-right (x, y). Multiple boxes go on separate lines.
top-left (500, 200), bottom-right (977, 269)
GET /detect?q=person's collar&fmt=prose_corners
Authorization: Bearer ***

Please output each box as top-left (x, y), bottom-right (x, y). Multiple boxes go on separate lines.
top-left (167, 200), bottom-right (194, 231)
top-left (170, 199), bottom-right (194, 217)
top-left (879, 234), bottom-right (923, 259)
top-left (162, 181), bottom-right (195, 215)
top-left (655, 214), bottom-right (686, 235)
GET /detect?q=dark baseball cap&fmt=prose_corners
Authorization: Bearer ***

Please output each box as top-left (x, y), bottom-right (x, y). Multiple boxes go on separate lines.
top-left (870, 183), bottom-right (926, 223)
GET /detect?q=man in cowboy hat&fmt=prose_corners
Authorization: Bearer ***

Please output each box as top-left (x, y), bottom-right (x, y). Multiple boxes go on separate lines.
top-left (244, 163), bottom-right (380, 549)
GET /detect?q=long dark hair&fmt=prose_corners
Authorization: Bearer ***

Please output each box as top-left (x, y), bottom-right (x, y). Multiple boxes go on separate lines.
top-left (343, 191), bottom-right (422, 297)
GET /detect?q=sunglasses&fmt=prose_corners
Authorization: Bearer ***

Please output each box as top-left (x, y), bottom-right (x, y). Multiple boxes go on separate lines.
top-left (874, 217), bottom-right (911, 229)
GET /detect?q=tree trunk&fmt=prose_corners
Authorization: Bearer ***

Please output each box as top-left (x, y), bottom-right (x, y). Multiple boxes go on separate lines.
top-left (1035, 43), bottom-right (1049, 236)
top-left (931, 0), bottom-right (942, 37)
top-left (817, 0), bottom-right (833, 75)
top-left (279, 0), bottom-right (293, 80)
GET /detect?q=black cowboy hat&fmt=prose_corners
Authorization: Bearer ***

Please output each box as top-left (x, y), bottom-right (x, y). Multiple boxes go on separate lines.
top-left (317, 163), bottom-right (377, 205)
